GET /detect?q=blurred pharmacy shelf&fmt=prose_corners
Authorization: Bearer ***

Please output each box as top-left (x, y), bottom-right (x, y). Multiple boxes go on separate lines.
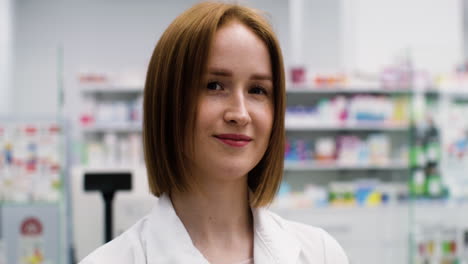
top-left (285, 123), bottom-right (409, 131)
top-left (286, 84), bottom-right (450, 95)
top-left (81, 86), bottom-right (143, 94)
top-left (1, 200), bottom-right (61, 205)
top-left (442, 90), bottom-right (468, 99)
top-left (273, 205), bottom-right (410, 264)
top-left (287, 85), bottom-right (413, 94)
top-left (284, 161), bottom-right (408, 171)
top-left (78, 82), bottom-right (145, 170)
top-left (78, 165), bottom-right (145, 173)
top-left (78, 84), bottom-right (468, 97)
top-left (272, 202), bottom-right (468, 264)
top-left (81, 122), bottom-right (142, 133)
top-left (0, 118), bottom-right (69, 264)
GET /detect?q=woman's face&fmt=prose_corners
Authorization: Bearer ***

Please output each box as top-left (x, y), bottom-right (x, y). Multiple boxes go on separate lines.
top-left (191, 21), bottom-right (274, 182)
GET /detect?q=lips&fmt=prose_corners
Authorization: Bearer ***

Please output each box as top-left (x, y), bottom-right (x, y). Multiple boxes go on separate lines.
top-left (214, 134), bottom-right (252, 147)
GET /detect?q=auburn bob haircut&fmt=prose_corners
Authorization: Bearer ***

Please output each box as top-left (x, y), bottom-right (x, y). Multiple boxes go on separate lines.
top-left (143, 1), bottom-right (285, 207)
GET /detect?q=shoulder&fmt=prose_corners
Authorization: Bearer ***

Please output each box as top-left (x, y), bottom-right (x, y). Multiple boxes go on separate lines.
top-left (78, 216), bottom-right (149, 264)
top-left (266, 210), bottom-right (349, 264)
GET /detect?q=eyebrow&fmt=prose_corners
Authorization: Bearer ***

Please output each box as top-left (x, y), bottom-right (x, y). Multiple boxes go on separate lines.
top-left (207, 67), bottom-right (272, 81)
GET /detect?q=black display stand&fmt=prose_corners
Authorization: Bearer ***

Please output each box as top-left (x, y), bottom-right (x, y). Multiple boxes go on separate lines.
top-left (84, 172), bottom-right (132, 243)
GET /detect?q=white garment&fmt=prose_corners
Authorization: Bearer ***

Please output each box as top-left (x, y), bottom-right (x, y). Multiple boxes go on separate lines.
top-left (236, 258), bottom-right (253, 264)
top-left (79, 194), bottom-right (349, 264)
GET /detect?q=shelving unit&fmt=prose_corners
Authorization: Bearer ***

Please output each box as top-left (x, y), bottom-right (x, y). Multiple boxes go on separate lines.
top-left (284, 161), bottom-right (408, 171)
top-left (81, 122), bottom-right (142, 133)
top-left (281, 84), bottom-right (425, 264)
top-left (80, 86), bottom-right (142, 94)
top-left (281, 84), bottom-right (412, 216)
top-left (407, 86), bottom-right (468, 264)
top-left (0, 118), bottom-right (68, 264)
top-left (285, 123), bottom-right (409, 131)
top-left (286, 85), bottom-right (447, 96)
top-left (287, 85), bottom-right (413, 94)
top-left (78, 83), bottom-right (145, 170)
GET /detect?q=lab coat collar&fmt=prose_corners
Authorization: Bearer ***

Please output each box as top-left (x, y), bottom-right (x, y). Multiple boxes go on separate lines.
top-left (145, 194), bottom-right (209, 263)
top-left (252, 206), bottom-right (301, 264)
top-left (144, 193), bottom-right (301, 264)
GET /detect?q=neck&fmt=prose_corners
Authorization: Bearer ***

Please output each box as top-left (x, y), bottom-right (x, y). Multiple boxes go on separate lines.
top-left (171, 180), bottom-right (252, 240)
top-left (170, 178), bottom-right (254, 262)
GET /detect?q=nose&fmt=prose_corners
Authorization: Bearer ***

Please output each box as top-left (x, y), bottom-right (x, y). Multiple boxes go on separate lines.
top-left (224, 91), bottom-right (251, 126)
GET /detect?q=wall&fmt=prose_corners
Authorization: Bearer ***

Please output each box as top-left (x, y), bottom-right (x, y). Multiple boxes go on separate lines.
top-left (464, 0), bottom-right (468, 59)
top-left (12, 0), bottom-right (66, 117)
top-left (340, 0), bottom-right (464, 73)
top-left (10, 0), bottom-right (295, 118)
top-left (289, 0), bottom-right (341, 72)
top-left (0, 0), bottom-right (13, 115)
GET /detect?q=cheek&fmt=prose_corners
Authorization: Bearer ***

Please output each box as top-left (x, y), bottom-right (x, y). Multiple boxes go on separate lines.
top-left (256, 104), bottom-right (274, 139)
top-left (194, 98), bottom-right (218, 135)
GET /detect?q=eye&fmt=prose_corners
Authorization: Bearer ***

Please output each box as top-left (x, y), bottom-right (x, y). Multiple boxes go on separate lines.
top-left (249, 85), bottom-right (268, 95)
top-left (207, 81), bottom-right (223, 91)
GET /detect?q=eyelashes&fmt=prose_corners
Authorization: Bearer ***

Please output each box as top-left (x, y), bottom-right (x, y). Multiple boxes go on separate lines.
top-left (206, 81), bottom-right (223, 91)
top-left (206, 81), bottom-right (270, 96)
top-left (249, 85), bottom-right (268, 95)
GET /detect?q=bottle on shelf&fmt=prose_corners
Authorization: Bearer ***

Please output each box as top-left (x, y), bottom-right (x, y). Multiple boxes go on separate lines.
top-left (410, 118), bottom-right (448, 199)
top-left (424, 119), bottom-right (441, 164)
top-left (410, 127), bottom-right (427, 198)
top-left (424, 164), bottom-right (444, 199)
top-left (423, 119), bottom-right (447, 199)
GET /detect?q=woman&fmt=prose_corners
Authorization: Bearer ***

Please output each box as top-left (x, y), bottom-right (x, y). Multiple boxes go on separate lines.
top-left (80, 2), bottom-right (348, 263)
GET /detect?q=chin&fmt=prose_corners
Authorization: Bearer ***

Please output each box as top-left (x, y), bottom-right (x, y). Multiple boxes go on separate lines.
top-left (197, 155), bottom-right (261, 180)
top-left (214, 163), bottom-right (255, 179)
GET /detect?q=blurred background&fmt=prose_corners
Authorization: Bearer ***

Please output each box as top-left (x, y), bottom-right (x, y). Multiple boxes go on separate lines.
top-left (2, 0), bottom-right (468, 263)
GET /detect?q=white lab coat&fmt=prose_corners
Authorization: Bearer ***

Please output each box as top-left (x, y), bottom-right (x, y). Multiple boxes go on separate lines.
top-left (80, 194), bottom-right (349, 264)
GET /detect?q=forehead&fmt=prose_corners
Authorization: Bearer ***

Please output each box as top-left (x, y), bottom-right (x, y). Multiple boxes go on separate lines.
top-left (206, 22), bottom-right (271, 75)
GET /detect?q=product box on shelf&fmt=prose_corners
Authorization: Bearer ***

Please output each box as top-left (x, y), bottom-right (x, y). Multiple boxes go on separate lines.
top-left (0, 122), bottom-right (62, 203)
top-left (0, 118), bottom-right (66, 264)
top-left (272, 180), bottom-right (408, 209)
top-left (82, 132), bottom-right (144, 168)
top-left (78, 71), bottom-right (145, 170)
top-left (285, 95), bottom-right (410, 129)
top-left (412, 215), bottom-right (468, 264)
top-left (1, 204), bottom-right (61, 264)
top-left (285, 134), bottom-right (408, 169)
top-left (441, 101), bottom-right (468, 201)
